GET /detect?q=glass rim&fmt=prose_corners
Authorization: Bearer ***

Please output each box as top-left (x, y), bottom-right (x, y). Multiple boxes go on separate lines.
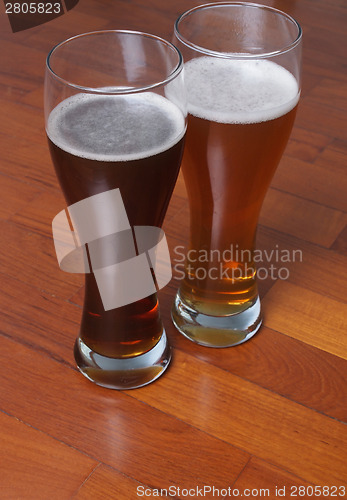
top-left (46, 29), bottom-right (184, 94)
top-left (174, 1), bottom-right (302, 59)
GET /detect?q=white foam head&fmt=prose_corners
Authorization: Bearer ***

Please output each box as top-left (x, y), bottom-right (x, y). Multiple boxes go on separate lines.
top-left (184, 57), bottom-right (300, 124)
top-left (47, 92), bottom-right (186, 162)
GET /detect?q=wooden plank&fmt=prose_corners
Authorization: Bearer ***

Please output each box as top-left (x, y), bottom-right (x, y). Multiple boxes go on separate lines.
top-left (0, 133), bottom-right (58, 190)
top-left (331, 226), bottom-right (347, 255)
top-left (0, 76), bottom-right (33, 104)
top-left (272, 155), bottom-right (347, 212)
top-left (262, 281), bottom-right (347, 359)
top-left (231, 457), bottom-right (313, 499)
top-left (0, 336), bottom-right (250, 492)
top-left (0, 273), bottom-right (80, 365)
top-left (0, 0), bottom-right (346, 495)
top-left (13, 11), bottom-right (111, 54)
top-left (330, 138), bottom-right (347, 155)
top-left (162, 307), bottom-right (347, 422)
top-left (160, 235), bottom-right (347, 424)
top-left (259, 188), bottom-right (347, 247)
top-left (136, 351), bottom-right (347, 486)
top-left (309, 78), bottom-right (347, 111)
top-left (132, 350), bottom-right (347, 486)
top-left (256, 223), bottom-right (347, 303)
top-left (73, 465), bottom-right (152, 500)
top-left (286, 241), bottom-right (347, 302)
top-left (0, 173), bottom-right (42, 221)
top-left (0, 220), bottom-right (83, 298)
top-left (0, 411), bottom-right (97, 500)
top-left (285, 127), bottom-right (330, 163)
top-left (100, 0), bottom-right (183, 38)
top-left (296, 95), bottom-right (347, 141)
top-left (9, 190), bottom-right (67, 238)
top-left (0, 41), bottom-right (45, 84)
top-left (20, 85), bottom-right (45, 109)
top-left (303, 24), bottom-right (346, 62)
top-left (303, 56), bottom-right (347, 85)
top-left (315, 143), bottom-right (347, 174)
top-left (297, 0), bottom-right (347, 34)
top-left (0, 98), bottom-right (45, 144)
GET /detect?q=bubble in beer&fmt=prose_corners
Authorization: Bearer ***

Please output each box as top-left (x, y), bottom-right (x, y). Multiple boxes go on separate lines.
top-left (184, 57), bottom-right (300, 124)
top-left (47, 92), bottom-right (185, 162)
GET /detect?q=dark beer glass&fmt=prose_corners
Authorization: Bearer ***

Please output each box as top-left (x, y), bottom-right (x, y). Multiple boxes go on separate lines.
top-left (45, 31), bottom-right (186, 388)
top-left (172, 3), bottom-right (302, 346)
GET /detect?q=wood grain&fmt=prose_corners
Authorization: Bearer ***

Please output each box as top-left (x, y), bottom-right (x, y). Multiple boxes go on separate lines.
top-left (73, 465), bottom-right (152, 500)
top-left (0, 0), bottom-right (346, 497)
top-left (0, 272), bottom-right (80, 364)
top-left (262, 281), bottom-right (347, 359)
top-left (0, 133), bottom-right (57, 189)
top-left (0, 411), bottom-right (97, 500)
top-left (0, 336), bottom-right (250, 494)
top-left (231, 457), bottom-right (313, 500)
top-left (0, 173), bottom-right (42, 221)
top-left (0, 220), bottom-right (83, 297)
top-left (163, 314), bottom-right (347, 423)
top-left (257, 226), bottom-right (347, 303)
top-left (272, 155), bottom-right (347, 212)
top-left (288, 126), bottom-right (331, 159)
top-left (129, 349), bottom-right (347, 486)
top-left (259, 188), bottom-right (347, 247)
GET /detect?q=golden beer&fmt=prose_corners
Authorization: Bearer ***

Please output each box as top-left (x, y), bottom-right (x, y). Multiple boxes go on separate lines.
top-left (172, 2), bottom-right (302, 347)
top-left (179, 58), bottom-right (298, 316)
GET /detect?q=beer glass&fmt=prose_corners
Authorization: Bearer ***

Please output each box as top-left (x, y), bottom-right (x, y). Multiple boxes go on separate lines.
top-left (172, 3), bottom-right (302, 347)
top-left (44, 31), bottom-right (186, 388)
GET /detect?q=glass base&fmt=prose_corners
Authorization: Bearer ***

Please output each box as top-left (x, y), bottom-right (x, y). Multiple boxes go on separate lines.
top-left (172, 293), bottom-right (262, 348)
top-left (74, 331), bottom-right (171, 390)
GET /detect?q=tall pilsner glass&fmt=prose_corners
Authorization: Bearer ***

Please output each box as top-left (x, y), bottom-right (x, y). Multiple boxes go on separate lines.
top-left (45, 31), bottom-right (186, 388)
top-left (172, 3), bottom-right (302, 347)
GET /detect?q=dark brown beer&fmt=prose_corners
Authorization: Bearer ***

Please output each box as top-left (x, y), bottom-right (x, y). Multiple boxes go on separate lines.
top-left (47, 92), bottom-right (185, 358)
top-left (178, 57), bottom-right (299, 316)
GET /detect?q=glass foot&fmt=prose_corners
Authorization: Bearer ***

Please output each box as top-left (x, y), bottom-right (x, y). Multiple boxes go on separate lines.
top-left (74, 331), bottom-right (171, 390)
top-left (172, 293), bottom-right (262, 347)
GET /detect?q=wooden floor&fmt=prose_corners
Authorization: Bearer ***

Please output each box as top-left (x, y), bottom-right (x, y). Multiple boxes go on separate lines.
top-left (0, 0), bottom-right (346, 498)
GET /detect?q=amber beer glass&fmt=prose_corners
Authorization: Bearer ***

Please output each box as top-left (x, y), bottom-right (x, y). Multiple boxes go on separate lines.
top-left (172, 3), bottom-right (302, 346)
top-left (44, 31), bottom-right (186, 388)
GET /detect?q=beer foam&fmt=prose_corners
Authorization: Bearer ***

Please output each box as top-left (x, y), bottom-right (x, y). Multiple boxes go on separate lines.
top-left (185, 57), bottom-right (300, 124)
top-left (47, 92), bottom-right (186, 162)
